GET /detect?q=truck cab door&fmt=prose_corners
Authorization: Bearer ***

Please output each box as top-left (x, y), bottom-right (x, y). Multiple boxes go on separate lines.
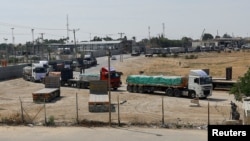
top-left (188, 76), bottom-right (201, 95)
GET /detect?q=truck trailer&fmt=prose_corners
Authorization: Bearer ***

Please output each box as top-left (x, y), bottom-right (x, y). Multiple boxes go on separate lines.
top-left (126, 69), bottom-right (213, 99)
top-left (57, 66), bottom-right (122, 90)
top-left (32, 76), bottom-right (61, 102)
top-left (203, 67), bottom-right (237, 90)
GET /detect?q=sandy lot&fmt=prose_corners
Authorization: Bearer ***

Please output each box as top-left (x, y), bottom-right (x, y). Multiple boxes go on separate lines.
top-left (0, 51), bottom-right (247, 128)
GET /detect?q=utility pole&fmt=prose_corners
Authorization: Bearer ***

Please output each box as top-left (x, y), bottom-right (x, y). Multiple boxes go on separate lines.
top-left (148, 26), bottom-right (151, 40)
top-left (66, 15), bottom-right (69, 42)
top-left (69, 29), bottom-right (82, 71)
top-left (39, 33), bottom-right (44, 59)
top-left (107, 48), bottom-right (111, 127)
top-left (118, 32), bottom-right (125, 40)
top-left (4, 38), bottom-right (8, 62)
top-left (11, 28), bottom-right (15, 45)
top-left (31, 29), bottom-right (35, 55)
top-left (11, 28), bottom-right (15, 64)
top-left (70, 29), bottom-right (80, 58)
top-left (162, 23), bottom-right (165, 38)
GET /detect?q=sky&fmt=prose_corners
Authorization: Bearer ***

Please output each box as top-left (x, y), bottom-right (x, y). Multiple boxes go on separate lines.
top-left (0, 0), bottom-right (249, 44)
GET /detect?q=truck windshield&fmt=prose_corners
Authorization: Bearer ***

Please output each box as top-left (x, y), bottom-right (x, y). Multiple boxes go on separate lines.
top-left (110, 72), bottom-right (120, 79)
top-left (200, 77), bottom-right (212, 85)
top-left (34, 68), bottom-right (46, 73)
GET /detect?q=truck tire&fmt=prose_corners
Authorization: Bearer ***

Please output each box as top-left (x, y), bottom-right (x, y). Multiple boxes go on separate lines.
top-left (132, 86), bottom-right (138, 93)
top-left (138, 86), bottom-right (144, 93)
top-left (189, 91), bottom-right (196, 99)
top-left (127, 85), bottom-right (132, 92)
top-left (31, 77), bottom-right (35, 82)
top-left (61, 81), bottom-right (65, 86)
top-left (174, 89), bottom-right (181, 97)
top-left (76, 82), bottom-right (81, 88)
top-left (166, 88), bottom-right (174, 96)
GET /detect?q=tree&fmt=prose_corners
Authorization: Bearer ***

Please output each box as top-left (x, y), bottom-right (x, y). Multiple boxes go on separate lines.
top-left (229, 68), bottom-right (250, 101)
top-left (181, 37), bottom-right (193, 47)
top-left (92, 36), bottom-right (102, 41)
top-left (132, 36), bottom-right (136, 41)
top-left (202, 33), bottom-right (214, 40)
top-left (103, 36), bottom-right (113, 41)
top-left (223, 33), bottom-right (232, 38)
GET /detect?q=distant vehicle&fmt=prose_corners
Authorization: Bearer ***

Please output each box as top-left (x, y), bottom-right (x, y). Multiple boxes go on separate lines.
top-left (145, 53), bottom-right (153, 57)
top-left (84, 55), bottom-right (97, 66)
top-left (111, 56), bottom-right (117, 60)
top-left (131, 50), bottom-right (140, 56)
top-left (242, 45), bottom-right (250, 49)
top-left (233, 47), bottom-right (240, 51)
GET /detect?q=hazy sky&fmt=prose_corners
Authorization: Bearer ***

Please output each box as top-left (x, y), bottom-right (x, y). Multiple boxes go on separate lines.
top-left (0, 0), bottom-right (249, 44)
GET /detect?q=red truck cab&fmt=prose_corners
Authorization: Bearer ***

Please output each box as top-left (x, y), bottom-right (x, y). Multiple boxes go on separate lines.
top-left (100, 67), bottom-right (122, 90)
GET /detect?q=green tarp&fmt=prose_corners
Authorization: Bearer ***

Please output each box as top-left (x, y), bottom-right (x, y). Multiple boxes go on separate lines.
top-left (126, 75), bottom-right (184, 86)
top-left (79, 73), bottom-right (100, 81)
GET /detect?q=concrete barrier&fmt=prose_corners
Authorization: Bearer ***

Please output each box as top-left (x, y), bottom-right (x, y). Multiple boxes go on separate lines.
top-left (0, 64), bottom-right (28, 81)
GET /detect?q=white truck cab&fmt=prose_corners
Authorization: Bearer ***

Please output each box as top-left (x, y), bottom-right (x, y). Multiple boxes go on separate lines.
top-left (31, 63), bottom-right (47, 82)
top-left (187, 70), bottom-right (213, 98)
top-left (188, 70), bottom-right (213, 98)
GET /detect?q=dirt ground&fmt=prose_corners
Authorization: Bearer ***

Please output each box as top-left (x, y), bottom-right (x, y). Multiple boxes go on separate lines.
top-left (0, 51), bottom-right (248, 128)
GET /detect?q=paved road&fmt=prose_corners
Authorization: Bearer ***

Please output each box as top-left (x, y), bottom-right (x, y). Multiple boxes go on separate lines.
top-left (0, 126), bottom-right (207, 141)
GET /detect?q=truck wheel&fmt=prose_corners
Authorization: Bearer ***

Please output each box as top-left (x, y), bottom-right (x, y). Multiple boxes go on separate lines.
top-left (174, 89), bottom-right (181, 97)
top-left (138, 86), bottom-right (144, 93)
top-left (189, 91), bottom-right (196, 99)
top-left (61, 81), bottom-right (65, 86)
top-left (132, 86), bottom-right (138, 93)
top-left (76, 83), bottom-right (81, 88)
top-left (31, 77), bottom-right (35, 82)
top-left (127, 85), bottom-right (132, 92)
top-left (166, 88), bottom-right (173, 96)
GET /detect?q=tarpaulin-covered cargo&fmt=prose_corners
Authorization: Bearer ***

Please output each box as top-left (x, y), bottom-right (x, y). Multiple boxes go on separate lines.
top-left (79, 73), bottom-right (100, 81)
top-left (126, 75), bottom-right (187, 87)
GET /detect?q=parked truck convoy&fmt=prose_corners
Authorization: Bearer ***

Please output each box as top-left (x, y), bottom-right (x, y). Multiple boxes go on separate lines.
top-left (126, 69), bottom-right (213, 99)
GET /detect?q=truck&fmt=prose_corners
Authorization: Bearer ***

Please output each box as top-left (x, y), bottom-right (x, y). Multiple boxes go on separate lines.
top-left (126, 69), bottom-right (213, 99)
top-left (32, 76), bottom-right (61, 103)
top-left (23, 63), bottom-right (47, 82)
top-left (59, 66), bottom-right (123, 90)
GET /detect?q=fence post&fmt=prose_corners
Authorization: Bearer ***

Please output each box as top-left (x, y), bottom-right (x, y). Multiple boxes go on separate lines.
top-left (19, 97), bottom-right (24, 123)
top-left (208, 98), bottom-right (210, 125)
top-left (162, 96), bottom-right (165, 125)
top-left (117, 95), bottom-right (120, 126)
top-left (76, 92), bottom-right (79, 124)
top-left (44, 98), bottom-right (47, 125)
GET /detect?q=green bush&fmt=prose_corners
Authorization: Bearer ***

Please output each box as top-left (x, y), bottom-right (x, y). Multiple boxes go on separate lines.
top-left (47, 115), bottom-right (55, 126)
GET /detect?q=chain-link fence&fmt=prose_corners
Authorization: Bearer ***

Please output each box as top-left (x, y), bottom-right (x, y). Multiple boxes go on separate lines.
top-left (1, 92), bottom-right (243, 127)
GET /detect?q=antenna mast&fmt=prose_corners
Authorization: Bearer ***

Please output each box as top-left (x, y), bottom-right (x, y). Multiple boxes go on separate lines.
top-left (67, 15), bottom-right (69, 42)
top-left (162, 23), bottom-right (165, 38)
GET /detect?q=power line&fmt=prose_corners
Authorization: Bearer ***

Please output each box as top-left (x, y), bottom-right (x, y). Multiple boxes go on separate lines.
top-left (0, 22), bottom-right (66, 31)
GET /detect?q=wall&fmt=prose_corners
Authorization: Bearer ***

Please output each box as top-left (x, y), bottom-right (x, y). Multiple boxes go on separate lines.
top-left (0, 64), bottom-right (28, 81)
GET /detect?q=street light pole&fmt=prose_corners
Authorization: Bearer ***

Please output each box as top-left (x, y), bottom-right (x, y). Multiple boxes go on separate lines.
top-left (4, 38), bottom-right (8, 62)
top-left (31, 29), bottom-right (35, 55)
top-left (11, 28), bottom-right (16, 64)
top-left (11, 28), bottom-right (14, 45)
